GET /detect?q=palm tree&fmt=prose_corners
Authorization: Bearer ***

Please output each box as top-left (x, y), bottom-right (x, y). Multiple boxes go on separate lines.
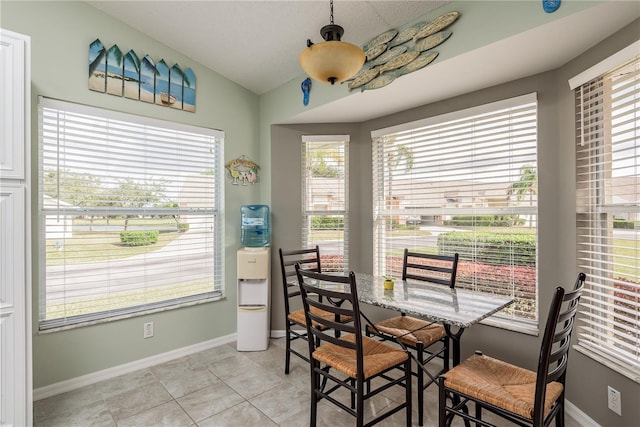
top-left (387, 143), bottom-right (414, 225)
top-left (507, 164), bottom-right (537, 227)
top-left (507, 164), bottom-right (537, 205)
top-left (387, 144), bottom-right (414, 172)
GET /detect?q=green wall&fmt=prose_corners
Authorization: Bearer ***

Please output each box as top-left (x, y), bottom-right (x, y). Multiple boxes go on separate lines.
top-left (1, 1), bottom-right (260, 388)
top-left (3, 2), bottom-right (639, 425)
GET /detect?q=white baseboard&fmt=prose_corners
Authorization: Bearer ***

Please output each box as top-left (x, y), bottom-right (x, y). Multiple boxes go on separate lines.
top-left (270, 329), bottom-right (286, 338)
top-left (271, 329), bottom-right (304, 338)
top-left (33, 333), bottom-right (237, 401)
top-left (566, 399), bottom-right (600, 427)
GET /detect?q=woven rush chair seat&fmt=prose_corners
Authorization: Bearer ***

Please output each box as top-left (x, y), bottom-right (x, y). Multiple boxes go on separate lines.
top-left (370, 315), bottom-right (446, 347)
top-left (438, 273), bottom-right (585, 427)
top-left (296, 265), bottom-right (412, 427)
top-left (367, 249), bottom-right (459, 426)
top-left (313, 333), bottom-right (409, 379)
top-left (279, 246), bottom-right (353, 374)
top-left (287, 306), bottom-right (350, 330)
top-left (443, 353), bottom-right (564, 419)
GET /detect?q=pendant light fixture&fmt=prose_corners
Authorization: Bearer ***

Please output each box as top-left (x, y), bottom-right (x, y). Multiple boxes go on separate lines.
top-left (299, 0), bottom-right (365, 85)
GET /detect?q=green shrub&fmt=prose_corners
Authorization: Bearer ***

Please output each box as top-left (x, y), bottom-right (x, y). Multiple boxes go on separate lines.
top-left (613, 219), bottom-right (635, 229)
top-left (120, 230), bottom-right (159, 246)
top-left (438, 231), bottom-right (536, 266)
top-left (443, 215), bottom-right (524, 227)
top-left (311, 216), bottom-right (344, 229)
top-left (177, 223), bottom-right (190, 232)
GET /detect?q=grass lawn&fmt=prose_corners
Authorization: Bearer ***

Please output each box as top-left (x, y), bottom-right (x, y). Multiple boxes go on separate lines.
top-left (613, 238), bottom-right (640, 279)
top-left (46, 231), bottom-right (182, 266)
top-left (46, 279), bottom-right (213, 319)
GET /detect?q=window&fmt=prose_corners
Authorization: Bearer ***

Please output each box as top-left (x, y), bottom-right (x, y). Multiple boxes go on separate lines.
top-left (575, 55), bottom-right (640, 379)
top-left (302, 135), bottom-right (349, 272)
top-left (38, 97), bottom-right (224, 330)
top-left (372, 93), bottom-right (538, 330)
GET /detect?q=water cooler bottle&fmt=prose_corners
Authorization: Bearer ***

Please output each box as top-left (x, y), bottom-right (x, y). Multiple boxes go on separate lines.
top-left (237, 205), bottom-right (270, 351)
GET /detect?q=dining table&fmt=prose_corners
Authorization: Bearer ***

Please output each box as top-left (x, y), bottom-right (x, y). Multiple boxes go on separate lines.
top-left (352, 273), bottom-right (514, 366)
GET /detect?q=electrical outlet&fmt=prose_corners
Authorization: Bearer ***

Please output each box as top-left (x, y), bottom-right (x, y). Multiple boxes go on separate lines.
top-left (143, 322), bottom-right (154, 339)
top-left (607, 386), bottom-right (621, 416)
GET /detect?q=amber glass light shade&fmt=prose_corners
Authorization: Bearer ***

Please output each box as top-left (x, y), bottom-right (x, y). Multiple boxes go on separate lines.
top-left (299, 40), bottom-right (365, 85)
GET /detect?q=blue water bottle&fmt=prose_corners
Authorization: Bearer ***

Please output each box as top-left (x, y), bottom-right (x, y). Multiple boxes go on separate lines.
top-left (240, 205), bottom-right (270, 247)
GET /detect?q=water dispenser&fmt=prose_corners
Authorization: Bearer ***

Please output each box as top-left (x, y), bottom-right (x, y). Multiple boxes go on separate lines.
top-left (240, 205), bottom-right (270, 247)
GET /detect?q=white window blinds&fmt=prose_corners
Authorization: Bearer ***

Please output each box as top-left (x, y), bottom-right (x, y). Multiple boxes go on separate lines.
top-left (372, 93), bottom-right (538, 327)
top-left (302, 135), bottom-right (349, 272)
top-left (38, 97), bottom-right (225, 330)
top-left (575, 56), bottom-right (640, 379)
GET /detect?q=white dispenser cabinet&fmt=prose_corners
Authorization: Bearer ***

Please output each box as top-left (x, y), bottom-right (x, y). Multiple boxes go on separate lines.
top-left (237, 248), bottom-right (270, 351)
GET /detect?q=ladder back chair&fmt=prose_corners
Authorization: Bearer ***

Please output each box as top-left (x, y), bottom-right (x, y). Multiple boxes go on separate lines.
top-left (295, 265), bottom-right (412, 427)
top-left (279, 246), bottom-right (322, 374)
top-left (367, 249), bottom-right (459, 426)
top-left (438, 272), bottom-right (585, 427)
top-left (279, 246), bottom-right (352, 374)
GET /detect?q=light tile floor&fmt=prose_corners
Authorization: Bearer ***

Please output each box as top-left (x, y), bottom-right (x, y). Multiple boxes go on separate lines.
top-left (34, 337), bottom-right (582, 426)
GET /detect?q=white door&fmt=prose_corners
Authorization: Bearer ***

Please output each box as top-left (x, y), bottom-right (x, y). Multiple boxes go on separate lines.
top-left (0, 28), bottom-right (31, 427)
top-left (0, 186), bottom-right (28, 425)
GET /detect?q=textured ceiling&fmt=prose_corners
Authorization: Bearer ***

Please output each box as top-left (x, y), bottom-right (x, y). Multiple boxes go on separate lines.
top-left (88, 1), bottom-right (450, 95)
top-left (86, 1), bottom-right (639, 123)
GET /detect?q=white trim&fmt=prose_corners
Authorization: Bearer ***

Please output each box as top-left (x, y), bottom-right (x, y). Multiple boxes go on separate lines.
top-left (270, 328), bottom-right (307, 338)
top-left (371, 92), bottom-right (537, 138)
top-left (566, 400), bottom-right (601, 427)
top-left (301, 134), bottom-right (350, 142)
top-left (33, 334), bottom-right (236, 401)
top-left (38, 96), bottom-right (224, 138)
top-left (574, 345), bottom-right (640, 384)
top-left (271, 329), bottom-right (286, 338)
top-left (568, 40), bottom-right (640, 90)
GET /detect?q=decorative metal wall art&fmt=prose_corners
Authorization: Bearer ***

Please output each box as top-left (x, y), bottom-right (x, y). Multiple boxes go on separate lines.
top-left (225, 156), bottom-right (261, 186)
top-left (347, 11), bottom-right (460, 92)
top-left (89, 39), bottom-right (196, 112)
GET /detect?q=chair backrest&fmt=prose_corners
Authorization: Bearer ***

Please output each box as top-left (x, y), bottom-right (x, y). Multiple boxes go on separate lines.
top-left (279, 246), bottom-right (322, 314)
top-left (402, 249), bottom-right (459, 288)
top-left (295, 265), bottom-right (364, 376)
top-left (532, 272), bottom-right (585, 424)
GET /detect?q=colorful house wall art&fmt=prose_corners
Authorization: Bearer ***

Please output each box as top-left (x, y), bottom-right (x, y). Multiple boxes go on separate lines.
top-left (89, 39), bottom-right (196, 112)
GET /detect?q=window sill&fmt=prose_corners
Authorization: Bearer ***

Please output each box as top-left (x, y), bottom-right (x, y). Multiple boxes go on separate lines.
top-left (38, 295), bottom-right (225, 334)
top-left (574, 345), bottom-right (640, 384)
top-left (481, 316), bottom-right (538, 336)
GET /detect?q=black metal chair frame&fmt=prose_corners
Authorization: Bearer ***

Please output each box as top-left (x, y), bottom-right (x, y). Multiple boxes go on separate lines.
top-left (367, 249), bottom-right (459, 426)
top-left (438, 272), bottom-right (585, 427)
top-left (296, 265), bottom-right (413, 427)
top-left (279, 246), bottom-right (322, 374)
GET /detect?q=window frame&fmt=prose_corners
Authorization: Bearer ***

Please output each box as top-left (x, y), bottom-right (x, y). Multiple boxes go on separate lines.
top-left (301, 135), bottom-right (349, 273)
top-left (37, 97), bottom-right (225, 331)
top-left (371, 93), bottom-right (539, 334)
top-left (573, 53), bottom-right (640, 382)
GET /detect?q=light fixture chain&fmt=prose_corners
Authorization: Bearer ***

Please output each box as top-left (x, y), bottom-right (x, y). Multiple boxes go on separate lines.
top-left (330, 0), bottom-right (334, 24)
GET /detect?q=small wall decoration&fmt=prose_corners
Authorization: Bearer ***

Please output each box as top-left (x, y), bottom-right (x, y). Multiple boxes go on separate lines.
top-left (543, 0), bottom-right (561, 13)
top-left (88, 39), bottom-right (196, 112)
top-left (301, 78), bottom-right (312, 106)
top-left (346, 10), bottom-right (460, 92)
top-left (225, 156), bottom-right (260, 186)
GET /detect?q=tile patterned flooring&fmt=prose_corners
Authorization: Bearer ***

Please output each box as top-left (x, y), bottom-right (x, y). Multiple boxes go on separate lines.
top-left (34, 337), bottom-right (582, 426)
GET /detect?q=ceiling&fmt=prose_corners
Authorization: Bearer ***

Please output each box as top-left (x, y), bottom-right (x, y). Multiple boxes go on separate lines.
top-left (87, 1), bottom-right (639, 123)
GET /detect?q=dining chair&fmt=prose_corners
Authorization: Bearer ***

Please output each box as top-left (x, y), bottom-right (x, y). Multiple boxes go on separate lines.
top-left (295, 265), bottom-right (413, 427)
top-left (438, 272), bottom-right (585, 427)
top-left (279, 247), bottom-right (322, 374)
top-left (366, 249), bottom-right (459, 426)
top-left (279, 246), bottom-right (352, 374)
